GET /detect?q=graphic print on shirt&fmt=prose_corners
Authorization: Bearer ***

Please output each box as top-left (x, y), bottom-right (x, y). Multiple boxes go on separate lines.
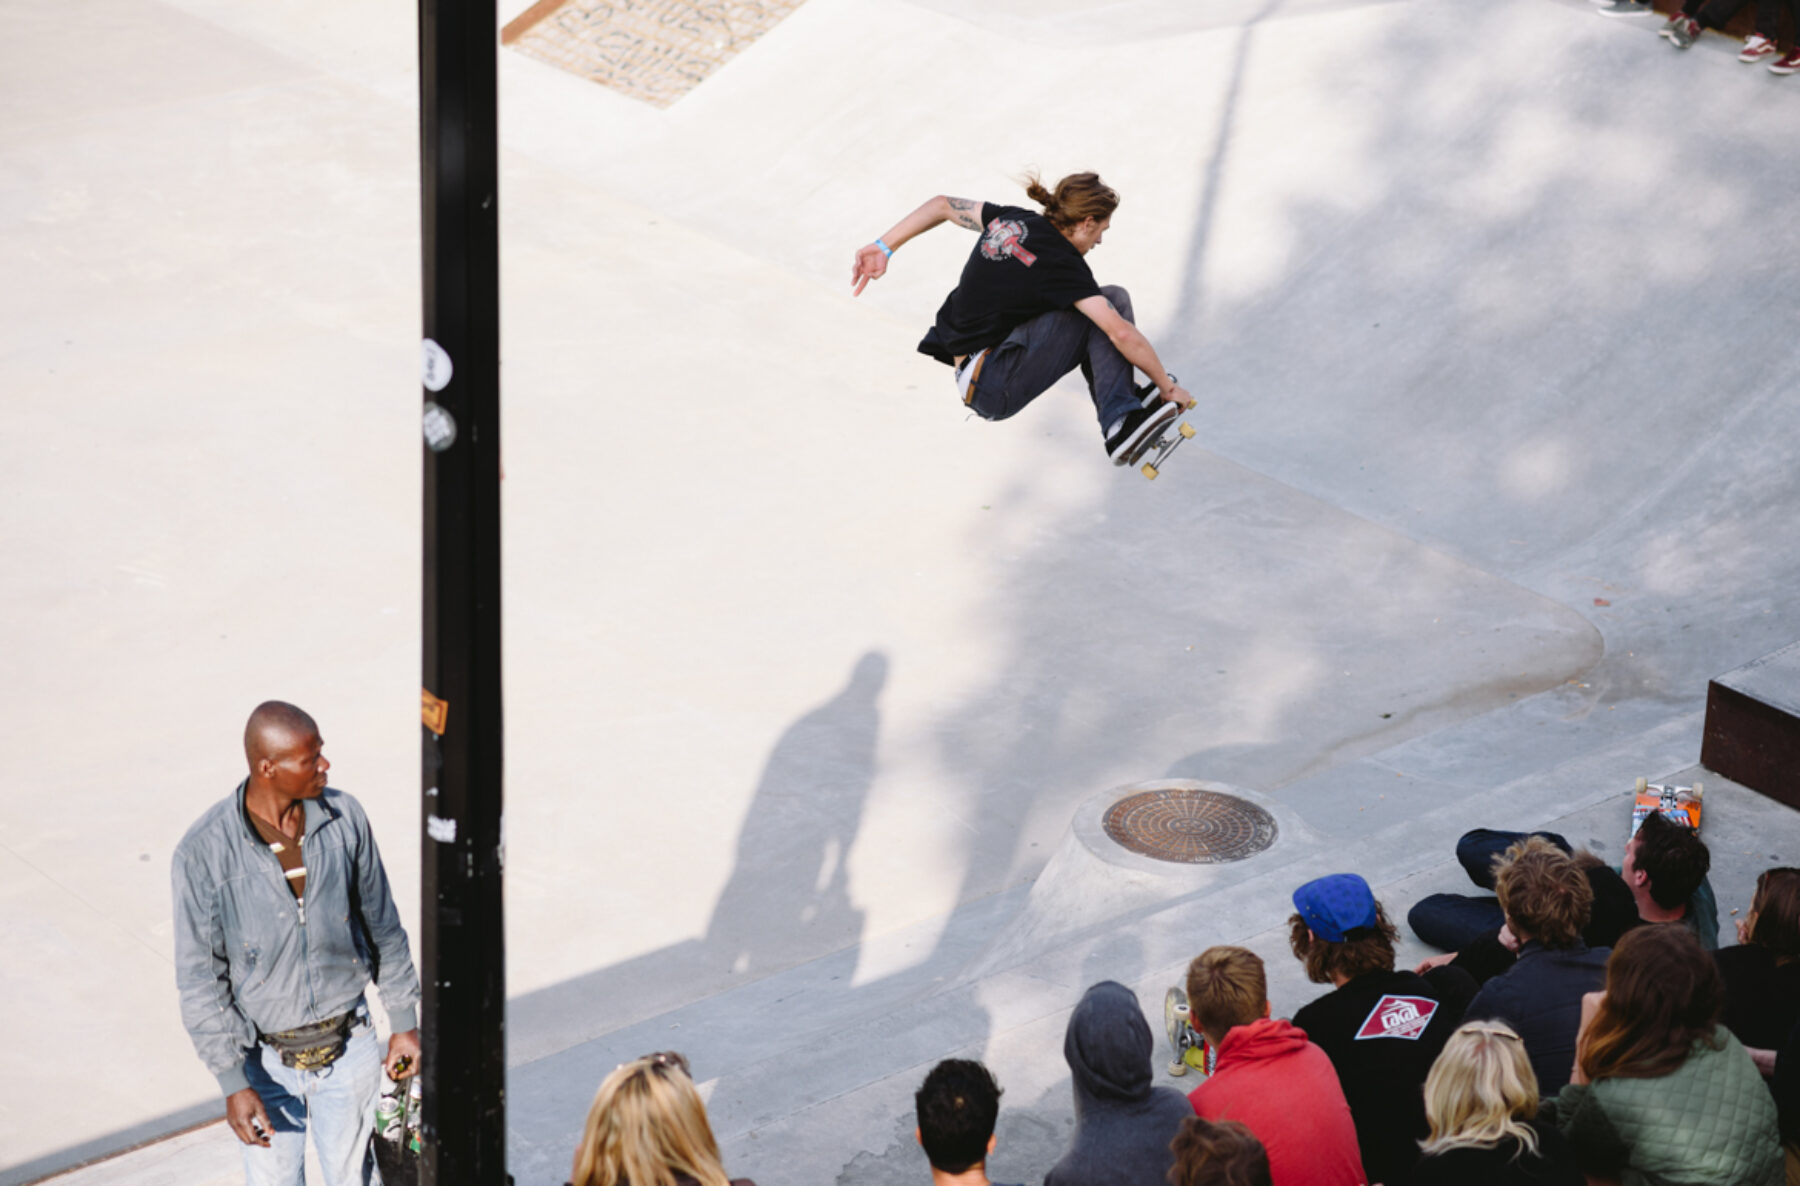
top-left (981, 218), bottom-right (1038, 266)
top-left (1352, 994), bottom-right (1439, 1040)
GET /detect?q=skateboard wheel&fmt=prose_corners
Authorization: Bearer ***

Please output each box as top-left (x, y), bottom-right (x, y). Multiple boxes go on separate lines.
top-left (1690, 780), bottom-right (1703, 799)
top-left (1634, 777), bottom-right (1648, 794)
top-left (1142, 463), bottom-right (1159, 480)
top-left (1180, 422), bottom-right (1196, 439)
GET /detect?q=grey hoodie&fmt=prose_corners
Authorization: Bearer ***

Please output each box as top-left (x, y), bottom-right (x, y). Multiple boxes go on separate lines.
top-left (1044, 981), bottom-right (1193, 1186)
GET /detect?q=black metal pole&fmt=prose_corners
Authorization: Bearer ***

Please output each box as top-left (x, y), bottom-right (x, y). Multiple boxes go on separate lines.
top-left (418, 0), bottom-right (504, 1180)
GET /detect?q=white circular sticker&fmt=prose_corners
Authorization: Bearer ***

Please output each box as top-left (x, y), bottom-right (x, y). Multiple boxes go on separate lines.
top-left (422, 401), bottom-right (457, 452)
top-left (421, 338), bottom-right (454, 393)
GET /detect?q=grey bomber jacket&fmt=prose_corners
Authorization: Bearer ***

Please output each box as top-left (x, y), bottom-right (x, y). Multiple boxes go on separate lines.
top-left (172, 781), bottom-right (420, 1097)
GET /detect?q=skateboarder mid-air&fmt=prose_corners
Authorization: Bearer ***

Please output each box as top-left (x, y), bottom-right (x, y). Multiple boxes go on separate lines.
top-left (852, 171), bottom-right (1194, 465)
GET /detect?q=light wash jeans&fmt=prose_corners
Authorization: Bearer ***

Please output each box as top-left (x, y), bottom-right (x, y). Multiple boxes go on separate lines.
top-left (241, 1005), bottom-right (383, 1186)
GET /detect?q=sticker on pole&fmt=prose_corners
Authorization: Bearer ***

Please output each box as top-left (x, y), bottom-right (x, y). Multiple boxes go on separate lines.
top-left (422, 687), bottom-right (449, 734)
top-left (422, 402), bottom-right (457, 453)
top-left (421, 338), bottom-right (454, 392)
top-left (427, 815), bottom-right (458, 843)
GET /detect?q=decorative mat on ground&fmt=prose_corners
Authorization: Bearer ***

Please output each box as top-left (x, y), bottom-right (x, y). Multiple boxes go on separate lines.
top-left (502, 0), bottom-right (807, 108)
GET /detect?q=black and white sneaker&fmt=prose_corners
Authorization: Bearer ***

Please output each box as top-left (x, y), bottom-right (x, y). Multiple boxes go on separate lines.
top-left (1105, 402), bottom-right (1180, 465)
top-left (1135, 372), bottom-right (1180, 409)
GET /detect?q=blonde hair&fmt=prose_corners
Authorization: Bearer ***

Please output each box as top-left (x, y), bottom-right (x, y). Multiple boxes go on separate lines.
top-left (1022, 171), bottom-right (1119, 231)
top-left (570, 1053), bottom-right (732, 1186)
top-left (1419, 1022), bottom-right (1541, 1159)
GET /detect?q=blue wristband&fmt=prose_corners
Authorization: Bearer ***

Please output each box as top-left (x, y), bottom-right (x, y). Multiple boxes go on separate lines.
top-left (874, 238), bottom-right (893, 258)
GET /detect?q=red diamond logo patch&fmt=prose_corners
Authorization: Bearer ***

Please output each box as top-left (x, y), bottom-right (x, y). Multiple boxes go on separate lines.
top-left (1353, 994), bottom-right (1437, 1040)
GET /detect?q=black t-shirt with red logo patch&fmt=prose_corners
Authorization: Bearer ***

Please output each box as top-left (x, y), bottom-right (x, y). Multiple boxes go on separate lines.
top-left (1291, 968), bottom-right (1474, 1186)
top-left (917, 203), bottom-right (1103, 365)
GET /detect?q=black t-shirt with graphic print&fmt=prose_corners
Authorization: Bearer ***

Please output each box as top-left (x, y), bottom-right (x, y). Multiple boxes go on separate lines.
top-left (1291, 968), bottom-right (1472, 1186)
top-left (917, 203), bottom-right (1103, 365)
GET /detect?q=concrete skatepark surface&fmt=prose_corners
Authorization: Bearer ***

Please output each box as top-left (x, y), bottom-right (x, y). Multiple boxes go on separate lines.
top-left (5, 0), bottom-right (1800, 1181)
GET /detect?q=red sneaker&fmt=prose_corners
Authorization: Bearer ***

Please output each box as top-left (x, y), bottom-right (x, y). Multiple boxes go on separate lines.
top-left (1738, 35), bottom-right (1779, 62)
top-left (1772, 48), bottom-right (1800, 74)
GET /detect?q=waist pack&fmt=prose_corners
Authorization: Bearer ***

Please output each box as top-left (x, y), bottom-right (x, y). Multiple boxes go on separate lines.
top-left (261, 1010), bottom-right (355, 1070)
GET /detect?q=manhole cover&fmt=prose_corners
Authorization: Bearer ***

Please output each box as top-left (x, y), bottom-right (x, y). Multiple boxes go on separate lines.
top-left (1103, 788), bottom-right (1277, 864)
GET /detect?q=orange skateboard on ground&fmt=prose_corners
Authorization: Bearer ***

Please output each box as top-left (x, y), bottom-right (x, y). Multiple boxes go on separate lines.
top-left (1630, 776), bottom-right (1703, 839)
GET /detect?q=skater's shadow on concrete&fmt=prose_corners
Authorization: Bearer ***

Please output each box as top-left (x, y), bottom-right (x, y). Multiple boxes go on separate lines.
top-left (510, 651), bottom-right (887, 1052)
top-left (702, 650), bottom-right (886, 978)
top-left (499, 650), bottom-right (910, 1181)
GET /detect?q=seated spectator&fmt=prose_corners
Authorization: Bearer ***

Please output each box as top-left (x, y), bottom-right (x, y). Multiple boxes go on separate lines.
top-left (1715, 867), bottom-right (1800, 1065)
top-left (1288, 873), bottom-right (1473, 1186)
top-left (1047, 981), bottom-right (1192, 1186)
top-left (1658, 0), bottom-right (1790, 67)
top-left (1772, 1018), bottom-right (1799, 1178)
top-left (1410, 831), bottom-right (1633, 965)
top-left (1168, 1116), bottom-right (1272, 1186)
top-left (568, 1051), bottom-right (754, 1186)
top-left (1622, 810), bottom-right (1717, 945)
top-left (1460, 838), bottom-right (1610, 1095)
top-left (1541, 925), bottom-right (1783, 1185)
top-left (1411, 811), bottom-right (1716, 979)
top-left (1183, 945), bottom-right (1365, 1186)
top-left (1413, 1020), bottom-right (1581, 1186)
top-left (915, 1059), bottom-right (1021, 1186)
top-left (1044, 986), bottom-right (1195, 1186)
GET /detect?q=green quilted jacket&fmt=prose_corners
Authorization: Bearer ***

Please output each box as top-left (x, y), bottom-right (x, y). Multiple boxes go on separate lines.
top-left (1540, 1030), bottom-right (1782, 1186)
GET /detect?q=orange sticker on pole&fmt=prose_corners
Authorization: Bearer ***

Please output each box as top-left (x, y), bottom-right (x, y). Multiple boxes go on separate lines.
top-left (422, 688), bottom-right (449, 735)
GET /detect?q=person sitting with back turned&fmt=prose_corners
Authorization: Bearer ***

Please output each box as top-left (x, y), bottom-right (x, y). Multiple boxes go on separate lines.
top-left (1540, 925), bottom-right (1783, 1186)
top-left (1459, 838), bottom-right (1611, 1096)
top-left (1412, 1021), bottom-right (1581, 1186)
top-left (851, 173), bottom-right (1195, 467)
top-left (1288, 873), bottom-right (1473, 1186)
top-left (1772, 1018), bottom-right (1800, 1177)
top-left (1714, 866), bottom-right (1800, 1078)
top-left (1183, 946), bottom-right (1365, 1186)
top-left (915, 1059), bottom-right (1022, 1186)
top-left (1167, 1116), bottom-right (1272, 1186)
top-left (567, 1051), bottom-right (754, 1186)
top-left (1411, 811), bottom-right (1716, 983)
top-left (1046, 981), bottom-right (1193, 1186)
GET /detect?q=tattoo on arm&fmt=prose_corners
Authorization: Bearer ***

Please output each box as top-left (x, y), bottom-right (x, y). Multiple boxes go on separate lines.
top-left (947, 197), bottom-right (983, 232)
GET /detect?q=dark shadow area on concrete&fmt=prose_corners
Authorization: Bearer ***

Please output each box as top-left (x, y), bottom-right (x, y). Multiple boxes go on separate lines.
top-left (701, 650), bottom-right (884, 976)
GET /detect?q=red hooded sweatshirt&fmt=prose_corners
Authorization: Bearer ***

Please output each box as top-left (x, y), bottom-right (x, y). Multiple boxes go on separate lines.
top-left (1188, 1018), bottom-right (1367, 1186)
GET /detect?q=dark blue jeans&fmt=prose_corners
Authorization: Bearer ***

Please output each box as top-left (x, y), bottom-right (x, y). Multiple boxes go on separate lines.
top-left (1407, 828), bottom-right (1572, 951)
top-left (967, 285), bottom-right (1141, 437)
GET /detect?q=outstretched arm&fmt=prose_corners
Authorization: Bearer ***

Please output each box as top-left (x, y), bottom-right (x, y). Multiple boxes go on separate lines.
top-left (852, 195), bottom-right (985, 296)
top-left (1074, 294), bottom-right (1194, 407)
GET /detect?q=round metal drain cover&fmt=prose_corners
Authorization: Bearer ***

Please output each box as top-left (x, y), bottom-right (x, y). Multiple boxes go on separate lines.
top-left (1103, 788), bottom-right (1277, 864)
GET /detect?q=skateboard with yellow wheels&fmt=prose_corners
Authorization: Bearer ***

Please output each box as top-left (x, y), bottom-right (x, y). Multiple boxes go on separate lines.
top-left (1127, 376), bottom-right (1197, 480)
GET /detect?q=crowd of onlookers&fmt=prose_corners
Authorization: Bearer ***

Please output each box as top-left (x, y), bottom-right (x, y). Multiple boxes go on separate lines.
top-left (559, 812), bottom-right (1798, 1186)
top-left (1593, 0), bottom-right (1800, 73)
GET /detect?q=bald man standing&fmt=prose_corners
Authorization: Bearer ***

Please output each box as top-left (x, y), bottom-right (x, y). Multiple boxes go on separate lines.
top-left (172, 701), bottom-right (420, 1186)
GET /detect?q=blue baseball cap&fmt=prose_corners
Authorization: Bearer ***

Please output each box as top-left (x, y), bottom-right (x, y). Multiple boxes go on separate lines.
top-left (1294, 873), bottom-right (1379, 943)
